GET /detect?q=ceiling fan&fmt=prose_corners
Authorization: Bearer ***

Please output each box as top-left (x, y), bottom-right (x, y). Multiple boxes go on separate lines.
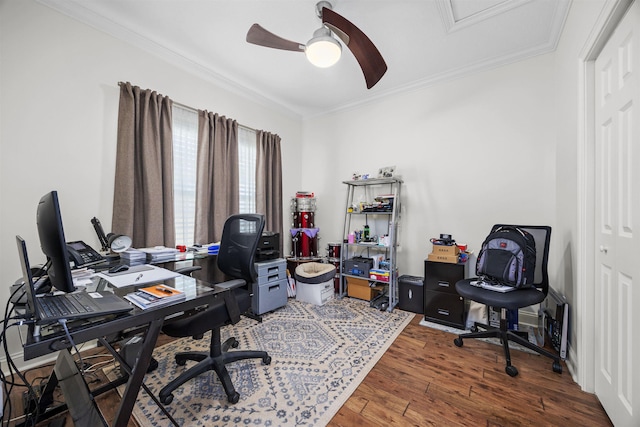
top-left (246, 1), bottom-right (387, 89)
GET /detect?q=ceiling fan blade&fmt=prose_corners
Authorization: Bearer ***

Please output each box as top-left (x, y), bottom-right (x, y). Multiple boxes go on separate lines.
top-left (322, 7), bottom-right (387, 89)
top-left (246, 24), bottom-right (305, 52)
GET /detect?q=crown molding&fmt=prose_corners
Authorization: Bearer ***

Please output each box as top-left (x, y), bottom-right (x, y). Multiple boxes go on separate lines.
top-left (36, 0), bottom-right (303, 120)
top-left (36, 0), bottom-right (571, 120)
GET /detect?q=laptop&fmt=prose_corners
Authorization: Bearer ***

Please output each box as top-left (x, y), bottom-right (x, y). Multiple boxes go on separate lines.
top-left (16, 235), bottom-right (133, 325)
top-left (470, 279), bottom-right (516, 293)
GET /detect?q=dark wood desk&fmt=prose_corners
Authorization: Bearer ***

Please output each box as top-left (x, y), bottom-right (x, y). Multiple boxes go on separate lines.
top-left (20, 273), bottom-right (236, 427)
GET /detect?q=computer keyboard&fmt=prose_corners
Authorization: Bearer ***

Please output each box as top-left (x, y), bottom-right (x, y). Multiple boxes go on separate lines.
top-left (38, 294), bottom-right (96, 318)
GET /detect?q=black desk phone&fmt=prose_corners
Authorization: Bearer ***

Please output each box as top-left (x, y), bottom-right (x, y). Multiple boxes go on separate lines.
top-left (67, 240), bottom-right (105, 267)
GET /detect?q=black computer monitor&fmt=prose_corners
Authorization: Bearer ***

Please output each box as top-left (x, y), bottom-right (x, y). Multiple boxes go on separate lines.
top-left (36, 191), bottom-right (76, 293)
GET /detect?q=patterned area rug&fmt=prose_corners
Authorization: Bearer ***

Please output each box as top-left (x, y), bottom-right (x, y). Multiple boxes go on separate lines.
top-left (112, 298), bottom-right (413, 426)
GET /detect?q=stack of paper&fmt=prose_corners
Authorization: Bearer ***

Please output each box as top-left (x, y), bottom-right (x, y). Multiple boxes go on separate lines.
top-left (71, 267), bottom-right (95, 288)
top-left (138, 246), bottom-right (179, 262)
top-left (188, 245), bottom-right (209, 254)
top-left (124, 283), bottom-right (185, 309)
top-left (120, 248), bottom-right (146, 263)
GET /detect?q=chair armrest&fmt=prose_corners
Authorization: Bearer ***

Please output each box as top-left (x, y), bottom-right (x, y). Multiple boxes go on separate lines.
top-left (174, 266), bottom-right (202, 276)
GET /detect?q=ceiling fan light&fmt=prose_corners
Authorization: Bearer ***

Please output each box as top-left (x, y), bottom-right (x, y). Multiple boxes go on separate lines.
top-left (305, 30), bottom-right (341, 68)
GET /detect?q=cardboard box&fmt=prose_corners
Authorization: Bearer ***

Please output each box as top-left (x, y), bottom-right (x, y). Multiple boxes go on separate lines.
top-left (347, 276), bottom-right (382, 301)
top-left (427, 252), bottom-right (459, 264)
top-left (431, 244), bottom-right (460, 256)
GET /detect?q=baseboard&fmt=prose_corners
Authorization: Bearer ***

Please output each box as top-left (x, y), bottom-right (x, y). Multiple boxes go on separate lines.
top-left (518, 305), bottom-right (540, 328)
top-left (565, 341), bottom-right (579, 386)
top-left (1, 340), bottom-right (99, 378)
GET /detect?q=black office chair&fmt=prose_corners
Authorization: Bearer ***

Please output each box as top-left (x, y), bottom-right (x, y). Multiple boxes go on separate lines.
top-left (158, 214), bottom-right (271, 405)
top-left (453, 225), bottom-right (562, 377)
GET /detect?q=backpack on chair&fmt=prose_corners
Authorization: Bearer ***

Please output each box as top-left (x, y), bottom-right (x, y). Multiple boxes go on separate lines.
top-left (476, 226), bottom-right (536, 288)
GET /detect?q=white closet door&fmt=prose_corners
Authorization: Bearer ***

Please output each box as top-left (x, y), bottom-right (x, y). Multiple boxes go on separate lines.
top-left (594, 2), bottom-right (640, 426)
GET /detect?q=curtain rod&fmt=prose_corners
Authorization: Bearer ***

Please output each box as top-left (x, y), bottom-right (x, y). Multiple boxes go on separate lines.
top-left (117, 81), bottom-right (257, 132)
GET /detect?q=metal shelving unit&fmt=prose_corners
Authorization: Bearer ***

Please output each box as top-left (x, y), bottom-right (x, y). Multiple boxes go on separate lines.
top-left (339, 178), bottom-right (402, 311)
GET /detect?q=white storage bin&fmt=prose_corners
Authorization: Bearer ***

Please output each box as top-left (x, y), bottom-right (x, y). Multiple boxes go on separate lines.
top-left (294, 262), bottom-right (336, 306)
top-left (296, 280), bottom-right (334, 306)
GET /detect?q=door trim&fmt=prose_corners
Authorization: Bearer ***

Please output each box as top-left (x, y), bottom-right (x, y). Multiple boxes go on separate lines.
top-left (577, 0), bottom-right (634, 392)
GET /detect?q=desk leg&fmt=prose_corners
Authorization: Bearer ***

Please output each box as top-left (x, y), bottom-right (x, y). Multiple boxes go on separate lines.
top-left (113, 317), bottom-right (163, 427)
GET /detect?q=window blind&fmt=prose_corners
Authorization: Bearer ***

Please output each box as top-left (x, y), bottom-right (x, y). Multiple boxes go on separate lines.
top-left (172, 106), bottom-right (257, 244)
top-left (172, 105), bottom-right (198, 246)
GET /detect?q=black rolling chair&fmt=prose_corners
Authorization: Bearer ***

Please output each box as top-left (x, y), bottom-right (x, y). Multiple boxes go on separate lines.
top-left (159, 214), bottom-right (271, 405)
top-left (453, 225), bottom-right (562, 377)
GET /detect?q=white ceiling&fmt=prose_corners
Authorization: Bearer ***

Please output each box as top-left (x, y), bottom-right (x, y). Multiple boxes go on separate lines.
top-left (38, 0), bottom-right (571, 118)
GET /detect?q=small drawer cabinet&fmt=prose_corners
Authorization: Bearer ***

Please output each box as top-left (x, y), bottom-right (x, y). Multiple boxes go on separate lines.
top-left (424, 260), bottom-right (467, 329)
top-left (252, 258), bottom-right (288, 315)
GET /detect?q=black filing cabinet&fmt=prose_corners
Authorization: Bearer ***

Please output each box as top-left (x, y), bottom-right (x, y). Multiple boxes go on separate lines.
top-left (424, 260), bottom-right (467, 329)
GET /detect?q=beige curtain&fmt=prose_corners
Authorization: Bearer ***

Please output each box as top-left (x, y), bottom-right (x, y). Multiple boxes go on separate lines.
top-left (112, 82), bottom-right (175, 248)
top-left (194, 111), bottom-right (239, 243)
top-left (256, 130), bottom-right (283, 249)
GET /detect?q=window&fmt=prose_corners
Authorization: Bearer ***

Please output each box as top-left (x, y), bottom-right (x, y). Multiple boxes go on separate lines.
top-left (238, 125), bottom-right (256, 214)
top-left (172, 105), bottom-right (256, 245)
top-left (172, 105), bottom-right (198, 245)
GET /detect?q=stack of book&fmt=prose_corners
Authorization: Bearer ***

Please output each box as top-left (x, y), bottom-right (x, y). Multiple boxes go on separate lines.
top-left (125, 284), bottom-right (185, 309)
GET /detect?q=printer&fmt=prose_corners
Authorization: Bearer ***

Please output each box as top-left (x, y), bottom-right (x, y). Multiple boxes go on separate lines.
top-left (256, 231), bottom-right (280, 261)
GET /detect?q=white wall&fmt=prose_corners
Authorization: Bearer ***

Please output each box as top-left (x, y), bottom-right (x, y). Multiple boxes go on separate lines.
top-left (303, 55), bottom-right (557, 279)
top-left (0, 0), bottom-right (302, 367)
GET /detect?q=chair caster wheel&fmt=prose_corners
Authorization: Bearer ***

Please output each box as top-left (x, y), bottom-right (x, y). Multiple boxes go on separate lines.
top-left (506, 365), bottom-right (518, 377)
top-left (470, 325), bottom-right (478, 332)
top-left (552, 361), bottom-right (563, 374)
top-left (454, 337), bottom-right (463, 347)
top-left (228, 392), bottom-right (240, 404)
top-left (176, 358), bottom-right (187, 366)
top-left (231, 339), bottom-right (239, 348)
top-left (160, 393), bottom-right (174, 405)
top-left (263, 355), bottom-right (272, 365)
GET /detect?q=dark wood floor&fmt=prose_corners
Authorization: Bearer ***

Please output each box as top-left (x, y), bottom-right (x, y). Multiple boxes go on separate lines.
top-left (7, 314), bottom-right (612, 426)
top-left (329, 315), bottom-right (612, 426)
